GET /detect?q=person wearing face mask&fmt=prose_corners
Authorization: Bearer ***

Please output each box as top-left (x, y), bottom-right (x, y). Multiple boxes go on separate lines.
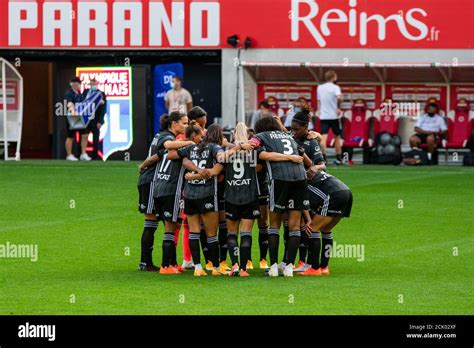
top-left (409, 103), bottom-right (447, 162)
top-left (64, 77), bottom-right (89, 161)
top-left (82, 78), bottom-right (107, 160)
top-left (165, 76), bottom-right (193, 114)
top-left (284, 98), bottom-right (314, 131)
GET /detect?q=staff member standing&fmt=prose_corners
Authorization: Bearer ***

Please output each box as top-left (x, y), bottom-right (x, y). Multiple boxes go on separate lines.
top-left (83, 78), bottom-right (107, 160)
top-left (64, 77), bottom-right (90, 161)
top-left (165, 76), bottom-right (193, 114)
top-left (317, 70), bottom-right (343, 165)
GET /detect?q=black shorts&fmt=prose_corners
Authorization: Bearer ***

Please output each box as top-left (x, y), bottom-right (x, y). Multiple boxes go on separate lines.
top-left (269, 179), bottom-right (310, 213)
top-left (138, 182), bottom-right (155, 214)
top-left (414, 133), bottom-right (438, 144)
top-left (218, 193), bottom-right (226, 211)
top-left (154, 195), bottom-right (182, 222)
top-left (184, 196), bottom-right (218, 215)
top-left (225, 200), bottom-right (261, 221)
top-left (65, 122), bottom-right (89, 138)
top-left (320, 119), bottom-right (342, 136)
top-left (308, 186), bottom-right (352, 217)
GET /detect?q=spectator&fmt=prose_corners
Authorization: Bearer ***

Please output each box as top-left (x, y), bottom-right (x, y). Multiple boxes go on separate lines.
top-left (284, 98), bottom-right (314, 130)
top-left (64, 77), bottom-right (90, 161)
top-left (165, 76), bottom-right (193, 114)
top-left (250, 101), bottom-right (275, 130)
top-left (409, 103), bottom-right (447, 162)
top-left (267, 96), bottom-right (285, 118)
top-left (83, 78), bottom-right (107, 160)
top-left (317, 70), bottom-right (343, 164)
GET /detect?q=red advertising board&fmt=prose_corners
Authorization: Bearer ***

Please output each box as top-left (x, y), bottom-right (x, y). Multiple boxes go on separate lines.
top-left (385, 84), bottom-right (448, 116)
top-left (258, 82), bottom-right (382, 112)
top-left (0, 80), bottom-right (19, 110)
top-left (450, 85), bottom-right (474, 111)
top-left (0, 0), bottom-right (472, 49)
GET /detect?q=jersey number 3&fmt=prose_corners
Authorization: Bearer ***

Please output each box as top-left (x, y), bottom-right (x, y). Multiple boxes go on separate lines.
top-left (281, 139), bottom-right (294, 155)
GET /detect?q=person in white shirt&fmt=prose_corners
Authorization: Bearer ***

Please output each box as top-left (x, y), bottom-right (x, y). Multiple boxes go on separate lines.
top-left (409, 103), bottom-right (447, 160)
top-left (317, 70), bottom-right (343, 164)
top-left (165, 76), bottom-right (193, 114)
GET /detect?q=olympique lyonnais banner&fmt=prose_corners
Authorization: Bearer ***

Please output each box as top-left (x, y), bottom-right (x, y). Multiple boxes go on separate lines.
top-left (76, 67), bottom-right (133, 161)
top-left (153, 63), bottom-right (183, 134)
top-left (1, 0), bottom-right (472, 49)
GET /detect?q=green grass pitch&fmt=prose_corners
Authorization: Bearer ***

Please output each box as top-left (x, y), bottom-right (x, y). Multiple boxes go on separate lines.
top-left (0, 160), bottom-right (472, 315)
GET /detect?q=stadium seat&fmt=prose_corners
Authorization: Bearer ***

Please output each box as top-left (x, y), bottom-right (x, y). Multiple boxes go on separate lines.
top-left (443, 98), bottom-right (474, 160)
top-left (372, 109), bottom-right (400, 136)
top-left (341, 99), bottom-right (372, 148)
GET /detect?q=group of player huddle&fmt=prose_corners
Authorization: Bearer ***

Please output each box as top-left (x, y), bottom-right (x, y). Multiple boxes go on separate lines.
top-left (136, 106), bottom-right (353, 277)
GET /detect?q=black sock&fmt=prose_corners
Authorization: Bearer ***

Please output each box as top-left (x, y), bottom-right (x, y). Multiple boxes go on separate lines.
top-left (189, 232), bottom-right (201, 266)
top-left (320, 232), bottom-right (333, 268)
top-left (227, 233), bottom-right (239, 266)
top-left (309, 232), bottom-right (321, 269)
top-left (141, 220), bottom-right (158, 265)
top-left (162, 232), bottom-right (175, 268)
top-left (170, 244), bottom-right (178, 266)
top-left (283, 221), bottom-right (289, 263)
top-left (207, 235), bottom-right (219, 268)
top-left (336, 154), bottom-right (342, 161)
top-left (258, 227), bottom-right (268, 260)
top-left (218, 222), bottom-right (228, 263)
top-left (299, 226), bottom-right (308, 263)
top-left (323, 153), bottom-right (327, 162)
top-left (240, 232), bottom-right (252, 271)
top-left (200, 226), bottom-right (209, 262)
top-left (286, 230), bottom-right (301, 265)
top-left (268, 228), bottom-right (280, 265)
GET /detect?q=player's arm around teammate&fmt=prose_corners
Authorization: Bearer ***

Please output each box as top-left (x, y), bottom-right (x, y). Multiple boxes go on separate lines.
top-left (175, 124), bottom-right (226, 276)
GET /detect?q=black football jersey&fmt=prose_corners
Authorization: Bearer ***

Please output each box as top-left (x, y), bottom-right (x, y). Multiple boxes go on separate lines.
top-left (178, 143), bottom-right (224, 199)
top-left (255, 131), bottom-right (306, 182)
top-left (223, 150), bottom-right (260, 205)
top-left (152, 130), bottom-right (186, 198)
top-left (137, 132), bottom-right (163, 186)
top-left (294, 137), bottom-right (324, 165)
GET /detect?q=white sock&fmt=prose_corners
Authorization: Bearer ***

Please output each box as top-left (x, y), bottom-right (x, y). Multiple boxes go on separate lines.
top-left (427, 152), bottom-right (432, 160)
top-left (194, 263), bottom-right (202, 270)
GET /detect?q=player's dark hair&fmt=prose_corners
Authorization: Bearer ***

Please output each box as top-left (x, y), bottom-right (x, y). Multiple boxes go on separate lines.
top-left (188, 106), bottom-right (207, 120)
top-left (254, 116), bottom-right (280, 133)
top-left (173, 75), bottom-right (182, 82)
top-left (160, 112), bottom-right (186, 130)
top-left (197, 124), bottom-right (223, 155)
top-left (185, 120), bottom-right (203, 139)
top-left (292, 108), bottom-right (311, 126)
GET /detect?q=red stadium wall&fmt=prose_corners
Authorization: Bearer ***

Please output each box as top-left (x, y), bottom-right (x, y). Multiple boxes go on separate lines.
top-left (0, 0), bottom-right (473, 49)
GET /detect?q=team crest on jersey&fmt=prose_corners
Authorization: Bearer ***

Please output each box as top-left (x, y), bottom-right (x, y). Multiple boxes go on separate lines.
top-left (163, 211), bottom-right (172, 218)
top-left (303, 200), bottom-right (310, 206)
top-left (253, 210), bottom-right (261, 216)
top-left (205, 203), bottom-right (214, 209)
